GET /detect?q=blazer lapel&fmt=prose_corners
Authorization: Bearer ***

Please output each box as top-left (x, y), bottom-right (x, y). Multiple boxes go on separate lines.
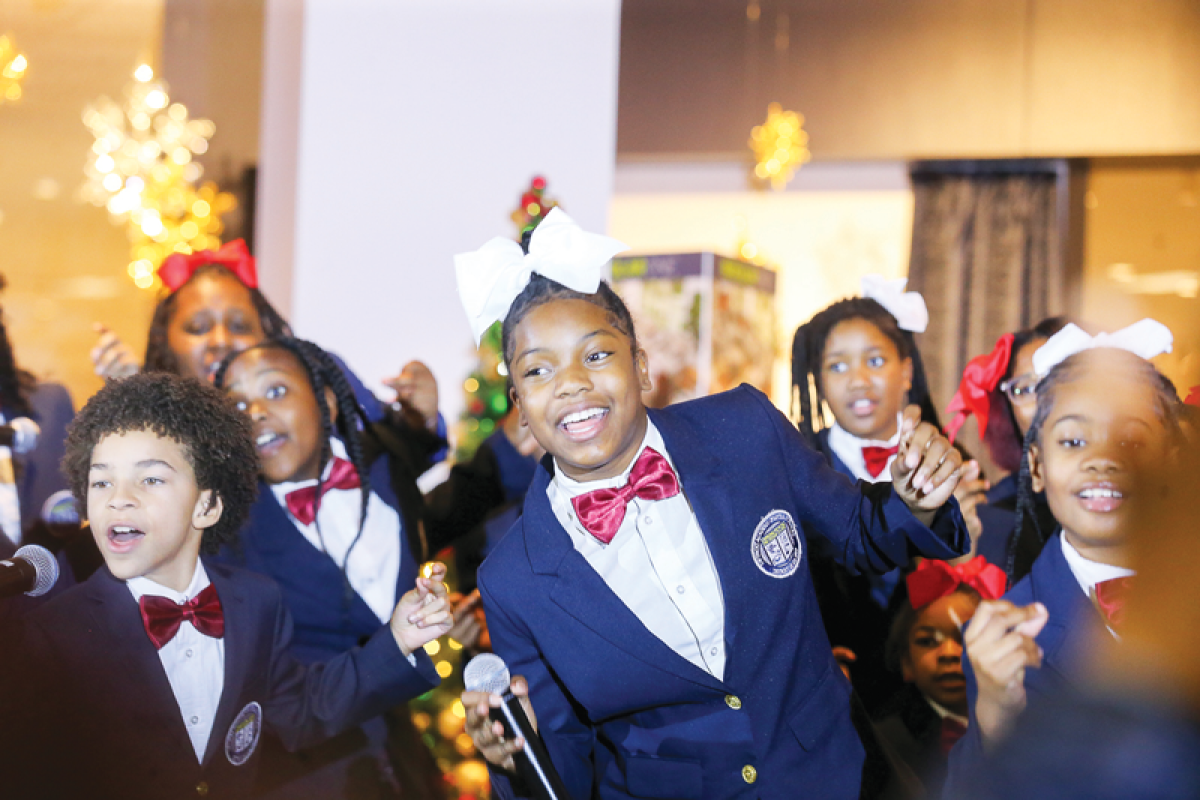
top-left (204, 561), bottom-right (252, 766)
top-left (86, 569), bottom-right (196, 758)
top-left (1030, 534), bottom-right (1114, 685)
top-left (524, 461), bottom-right (726, 694)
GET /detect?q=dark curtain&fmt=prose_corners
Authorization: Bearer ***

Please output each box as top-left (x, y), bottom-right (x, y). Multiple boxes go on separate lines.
top-left (906, 161), bottom-right (1073, 473)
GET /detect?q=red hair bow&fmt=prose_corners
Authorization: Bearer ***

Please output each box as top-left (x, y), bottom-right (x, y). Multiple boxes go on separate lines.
top-left (158, 239), bottom-right (257, 293)
top-left (945, 333), bottom-right (1014, 443)
top-left (906, 556), bottom-right (1007, 610)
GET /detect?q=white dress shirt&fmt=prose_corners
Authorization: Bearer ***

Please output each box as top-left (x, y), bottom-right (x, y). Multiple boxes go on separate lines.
top-left (926, 696), bottom-right (969, 728)
top-left (826, 415), bottom-right (903, 484)
top-left (271, 439), bottom-right (402, 623)
top-left (1060, 535), bottom-right (1135, 599)
top-left (127, 561), bottom-right (225, 763)
top-left (546, 421), bottom-right (728, 680)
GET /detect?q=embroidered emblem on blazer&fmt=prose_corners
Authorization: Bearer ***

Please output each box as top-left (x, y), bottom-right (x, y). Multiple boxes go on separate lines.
top-left (751, 509), bottom-right (802, 578)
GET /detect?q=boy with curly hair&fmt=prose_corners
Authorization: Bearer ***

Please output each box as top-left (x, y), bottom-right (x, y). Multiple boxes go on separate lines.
top-left (4, 373), bottom-right (452, 800)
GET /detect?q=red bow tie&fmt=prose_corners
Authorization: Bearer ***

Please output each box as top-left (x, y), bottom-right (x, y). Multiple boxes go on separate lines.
top-left (940, 716), bottom-right (968, 755)
top-left (906, 555), bottom-right (1008, 609)
top-left (139, 584), bottom-right (225, 650)
top-left (1094, 576), bottom-right (1133, 631)
top-left (285, 457), bottom-right (361, 526)
top-left (861, 445), bottom-right (899, 478)
top-left (571, 448), bottom-right (681, 544)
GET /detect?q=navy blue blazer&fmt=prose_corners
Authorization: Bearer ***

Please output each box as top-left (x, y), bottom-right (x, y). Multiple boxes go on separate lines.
top-left (946, 531), bottom-right (1113, 794)
top-left (220, 454), bottom-right (421, 664)
top-left (5, 558), bottom-right (438, 800)
top-left (479, 386), bottom-right (967, 800)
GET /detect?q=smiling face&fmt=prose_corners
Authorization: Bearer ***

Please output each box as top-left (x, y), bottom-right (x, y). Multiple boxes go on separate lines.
top-left (1030, 353), bottom-right (1170, 564)
top-left (167, 271), bottom-right (265, 382)
top-left (88, 429), bottom-right (222, 592)
top-left (509, 299), bottom-right (651, 483)
top-left (902, 591), bottom-right (979, 716)
top-left (820, 318), bottom-right (912, 441)
top-left (223, 347), bottom-right (332, 485)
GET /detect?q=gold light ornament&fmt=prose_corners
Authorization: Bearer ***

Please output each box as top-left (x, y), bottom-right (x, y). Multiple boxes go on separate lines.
top-left (749, 102), bottom-right (810, 191)
top-left (0, 35), bottom-right (28, 104)
top-left (81, 65), bottom-right (235, 289)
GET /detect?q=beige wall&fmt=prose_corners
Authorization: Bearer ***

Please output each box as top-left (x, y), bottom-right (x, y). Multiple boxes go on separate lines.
top-left (619, 0), bottom-right (1200, 159)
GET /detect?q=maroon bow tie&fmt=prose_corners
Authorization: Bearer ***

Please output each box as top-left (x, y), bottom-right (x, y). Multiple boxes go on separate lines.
top-left (284, 457), bottom-right (361, 526)
top-left (570, 447), bottom-right (681, 544)
top-left (939, 716), bottom-right (968, 755)
top-left (862, 445), bottom-right (899, 478)
top-left (1094, 576), bottom-right (1133, 631)
top-left (139, 584), bottom-right (225, 650)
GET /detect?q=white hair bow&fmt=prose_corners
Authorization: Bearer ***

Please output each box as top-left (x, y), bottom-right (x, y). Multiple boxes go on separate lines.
top-left (454, 208), bottom-right (628, 346)
top-left (1032, 319), bottom-right (1173, 378)
top-left (860, 275), bottom-right (929, 333)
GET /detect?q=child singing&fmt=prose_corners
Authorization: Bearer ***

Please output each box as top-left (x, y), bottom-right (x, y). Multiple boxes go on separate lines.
top-left (458, 209), bottom-right (970, 799)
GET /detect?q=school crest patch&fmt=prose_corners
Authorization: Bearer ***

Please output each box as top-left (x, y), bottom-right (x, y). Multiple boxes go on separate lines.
top-left (751, 510), bottom-right (802, 578)
top-left (225, 701), bottom-right (262, 766)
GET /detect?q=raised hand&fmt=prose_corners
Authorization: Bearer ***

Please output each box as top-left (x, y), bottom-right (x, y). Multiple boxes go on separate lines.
top-left (389, 561), bottom-right (453, 656)
top-left (891, 404), bottom-right (964, 516)
top-left (463, 675), bottom-right (537, 772)
top-left (90, 323), bottom-right (140, 380)
top-left (383, 360), bottom-right (439, 431)
top-left (950, 459), bottom-right (988, 563)
top-left (959, 600), bottom-right (1049, 747)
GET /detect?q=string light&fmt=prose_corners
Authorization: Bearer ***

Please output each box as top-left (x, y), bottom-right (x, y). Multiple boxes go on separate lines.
top-left (748, 102), bottom-right (810, 191)
top-left (0, 35), bottom-right (28, 104)
top-left (81, 65), bottom-right (235, 289)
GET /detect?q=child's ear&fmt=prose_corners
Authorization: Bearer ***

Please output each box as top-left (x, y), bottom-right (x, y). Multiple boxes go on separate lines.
top-left (635, 348), bottom-right (653, 393)
top-left (1029, 442), bottom-right (1045, 493)
top-left (192, 490), bottom-right (224, 531)
top-left (509, 386), bottom-right (528, 428)
top-left (901, 356), bottom-right (913, 394)
top-left (323, 386), bottom-right (338, 425)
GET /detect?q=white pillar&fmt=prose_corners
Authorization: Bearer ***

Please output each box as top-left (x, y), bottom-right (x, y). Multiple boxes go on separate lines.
top-left (257, 0), bottom-right (623, 425)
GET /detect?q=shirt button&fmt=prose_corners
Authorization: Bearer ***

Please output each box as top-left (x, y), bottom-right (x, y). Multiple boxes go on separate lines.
top-left (710, 646), bottom-right (719, 656)
top-left (196, 780), bottom-right (210, 796)
top-left (742, 765), bottom-right (757, 784)
top-left (725, 694), bottom-right (742, 710)
top-left (185, 649), bottom-right (194, 658)
top-left (676, 585), bottom-right (685, 594)
top-left (190, 716), bottom-right (200, 725)
top-left (643, 515), bottom-right (653, 525)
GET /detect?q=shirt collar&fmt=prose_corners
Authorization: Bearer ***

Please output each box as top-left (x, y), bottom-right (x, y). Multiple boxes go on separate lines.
top-left (1060, 534), bottom-right (1135, 598)
top-left (551, 419), bottom-right (669, 500)
top-left (272, 437), bottom-right (350, 497)
top-left (127, 558), bottom-right (211, 604)
top-left (826, 414), bottom-right (902, 483)
top-left (924, 696), bottom-right (969, 727)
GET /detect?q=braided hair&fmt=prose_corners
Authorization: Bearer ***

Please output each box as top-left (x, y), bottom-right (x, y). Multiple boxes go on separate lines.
top-left (214, 336), bottom-right (372, 589)
top-left (981, 316), bottom-right (1069, 474)
top-left (144, 263), bottom-right (292, 375)
top-left (790, 297), bottom-right (939, 448)
top-left (1006, 348), bottom-right (1182, 580)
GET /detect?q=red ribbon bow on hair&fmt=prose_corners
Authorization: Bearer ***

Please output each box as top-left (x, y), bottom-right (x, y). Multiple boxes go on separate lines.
top-left (945, 333), bottom-right (1014, 444)
top-left (158, 239), bottom-right (258, 293)
top-left (906, 556), bottom-right (1007, 610)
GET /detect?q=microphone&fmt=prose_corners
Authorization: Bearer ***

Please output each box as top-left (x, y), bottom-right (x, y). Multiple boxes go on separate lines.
top-left (0, 418), bottom-right (39, 455)
top-left (464, 653), bottom-right (572, 800)
top-left (0, 544), bottom-right (58, 598)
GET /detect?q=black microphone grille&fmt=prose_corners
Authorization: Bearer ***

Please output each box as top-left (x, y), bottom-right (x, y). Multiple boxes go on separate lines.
top-left (463, 652), bottom-right (511, 695)
top-left (14, 544), bottom-right (58, 597)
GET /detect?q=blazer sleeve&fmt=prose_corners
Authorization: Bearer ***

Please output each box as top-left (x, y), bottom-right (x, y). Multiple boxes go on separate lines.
top-left (261, 584), bottom-right (440, 750)
top-left (479, 568), bottom-right (596, 800)
top-left (749, 387), bottom-right (969, 573)
top-left (943, 629), bottom-right (986, 796)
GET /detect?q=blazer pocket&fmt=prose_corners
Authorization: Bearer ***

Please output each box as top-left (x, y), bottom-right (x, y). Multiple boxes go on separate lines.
top-left (624, 754), bottom-right (704, 799)
top-left (787, 665), bottom-right (847, 751)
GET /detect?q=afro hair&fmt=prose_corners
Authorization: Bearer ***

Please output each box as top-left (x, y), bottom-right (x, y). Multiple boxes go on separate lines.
top-left (62, 372), bottom-right (258, 553)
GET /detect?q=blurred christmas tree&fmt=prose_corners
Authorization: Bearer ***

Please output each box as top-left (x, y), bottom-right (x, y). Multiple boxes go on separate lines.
top-left (455, 176), bottom-right (559, 460)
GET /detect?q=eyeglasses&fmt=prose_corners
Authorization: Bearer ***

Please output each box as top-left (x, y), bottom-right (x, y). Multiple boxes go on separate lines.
top-left (999, 373), bottom-right (1039, 404)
